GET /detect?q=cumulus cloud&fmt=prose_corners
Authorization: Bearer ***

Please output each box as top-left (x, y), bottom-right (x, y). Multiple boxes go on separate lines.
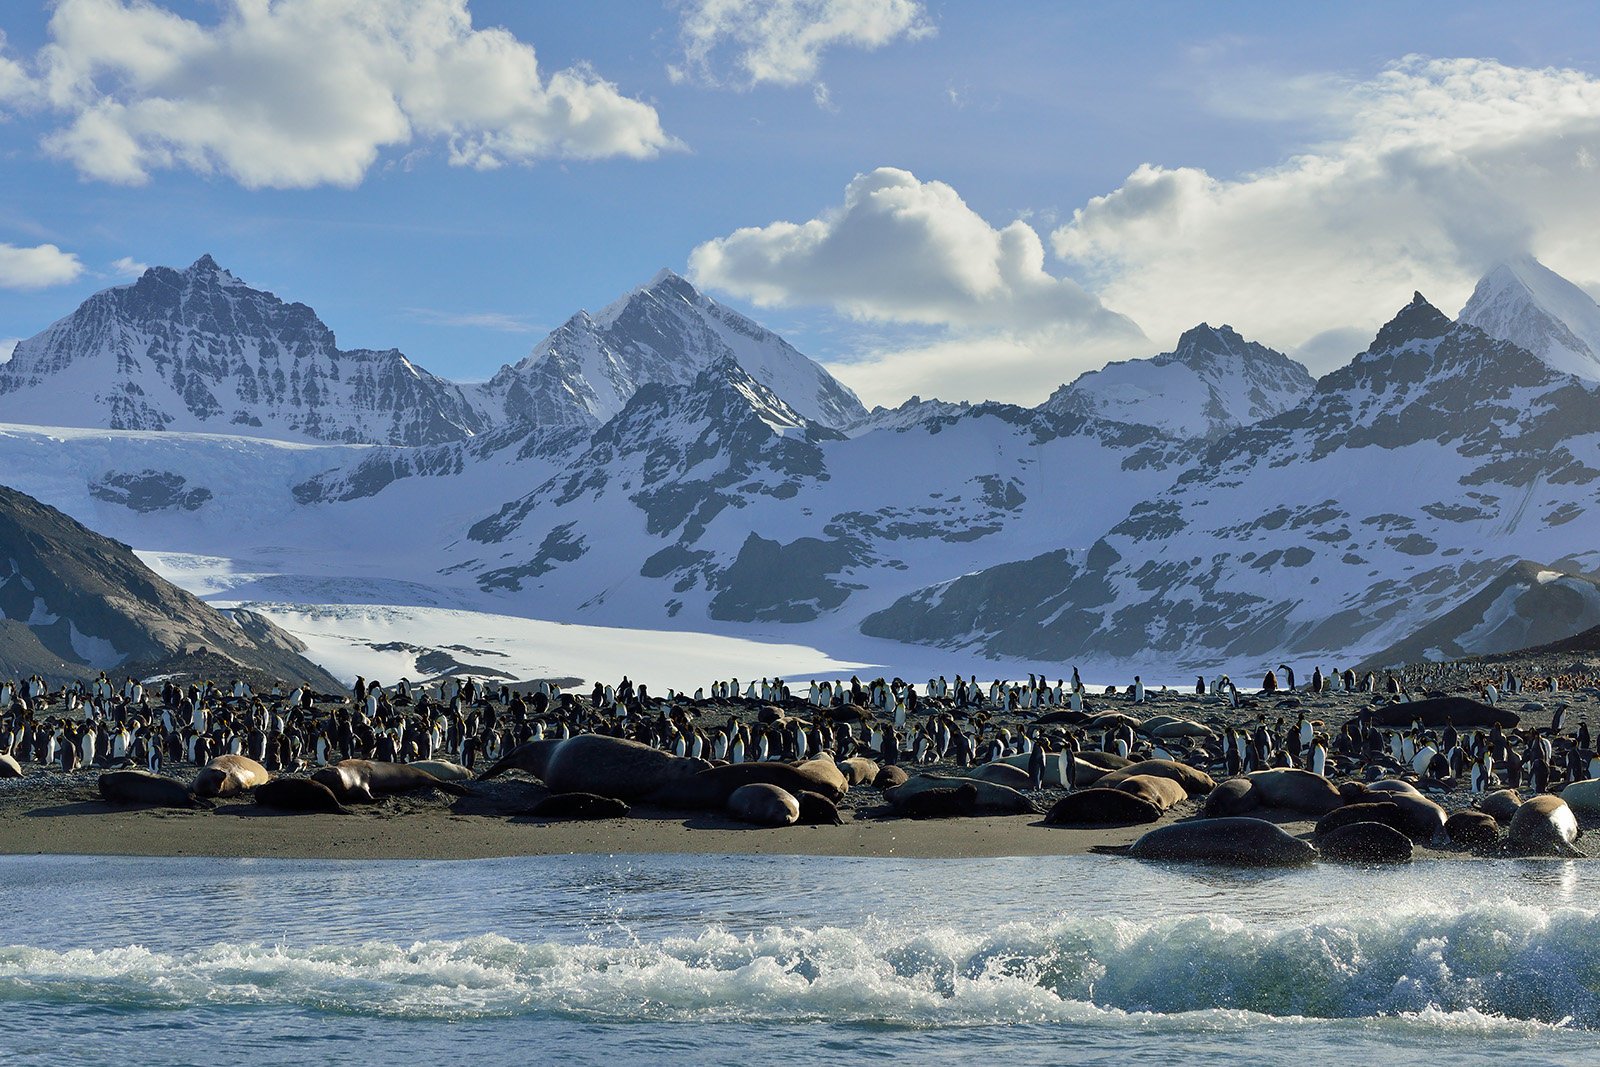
top-left (689, 167), bottom-right (1144, 405)
top-left (1051, 56), bottom-right (1600, 365)
top-left (672, 0), bottom-right (933, 88)
top-left (14, 0), bottom-right (678, 189)
top-left (0, 243), bottom-right (84, 288)
top-left (110, 255), bottom-right (149, 278)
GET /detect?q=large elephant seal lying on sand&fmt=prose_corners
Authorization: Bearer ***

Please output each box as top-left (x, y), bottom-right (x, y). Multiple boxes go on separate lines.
top-left (1505, 795), bottom-right (1583, 857)
top-left (312, 760), bottom-right (469, 803)
top-left (885, 774), bottom-right (1037, 816)
top-left (99, 769), bottom-right (208, 809)
top-left (1044, 788), bottom-right (1161, 826)
top-left (727, 783), bottom-right (800, 827)
top-left (475, 740), bottom-right (564, 781)
top-left (193, 754), bottom-right (270, 798)
top-left (1097, 817), bottom-right (1317, 867)
top-left (255, 778), bottom-right (348, 814)
top-left (540, 735), bottom-right (709, 802)
top-left (1095, 759), bottom-right (1214, 796)
top-left (649, 759), bottom-right (846, 809)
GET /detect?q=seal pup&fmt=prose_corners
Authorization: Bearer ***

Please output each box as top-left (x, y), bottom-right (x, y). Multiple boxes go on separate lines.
top-left (193, 754), bottom-right (270, 798)
top-left (1318, 822), bottom-right (1413, 864)
top-left (98, 770), bottom-right (208, 809)
top-left (726, 783), bottom-right (800, 827)
top-left (1102, 817), bottom-right (1317, 867)
top-left (523, 792), bottom-right (631, 820)
top-left (1505, 795), bottom-right (1583, 857)
top-left (874, 765), bottom-right (909, 789)
top-left (1314, 802), bottom-right (1411, 840)
top-left (254, 778), bottom-right (348, 814)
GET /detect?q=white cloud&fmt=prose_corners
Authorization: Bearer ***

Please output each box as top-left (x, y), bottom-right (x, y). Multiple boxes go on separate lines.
top-left (1051, 56), bottom-right (1600, 366)
top-left (0, 339), bottom-right (17, 365)
top-left (406, 307), bottom-right (539, 333)
top-left (690, 167), bottom-right (1145, 404)
top-left (0, 243), bottom-right (84, 288)
top-left (19, 0), bottom-right (678, 189)
top-left (672, 0), bottom-right (932, 88)
top-left (110, 255), bottom-right (148, 278)
top-left (0, 32), bottom-right (35, 108)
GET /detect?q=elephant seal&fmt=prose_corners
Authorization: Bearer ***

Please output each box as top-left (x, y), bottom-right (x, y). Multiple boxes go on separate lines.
top-left (794, 757), bottom-right (850, 798)
top-left (1318, 822), bottom-right (1413, 864)
top-left (971, 762), bottom-right (1034, 790)
top-left (1203, 778), bottom-right (1261, 817)
top-left (794, 790), bottom-right (844, 825)
top-left (727, 783), bottom-right (800, 827)
top-left (254, 778), bottom-right (348, 814)
top-left (1557, 779), bottom-right (1600, 818)
top-left (1479, 788), bottom-right (1523, 825)
top-left (1371, 696), bottom-right (1517, 729)
top-left (475, 739), bottom-right (566, 781)
top-left (1096, 759), bottom-right (1214, 797)
top-left (193, 754), bottom-right (270, 798)
top-left (874, 765), bottom-right (909, 789)
top-left (885, 774), bottom-right (1037, 815)
top-left (1044, 787), bottom-right (1162, 826)
top-left (837, 757), bottom-right (879, 787)
top-left (1315, 802), bottom-right (1411, 840)
top-left (1107, 817), bottom-right (1317, 867)
top-left (1114, 774), bottom-right (1187, 811)
top-left (523, 792), bottom-right (630, 820)
top-left (1383, 791), bottom-right (1448, 840)
top-left (408, 759), bottom-right (473, 782)
top-left (1364, 779), bottom-right (1422, 797)
top-left (0, 752), bottom-right (21, 778)
top-left (98, 770), bottom-right (207, 809)
top-left (1505, 794), bottom-right (1583, 857)
top-left (1065, 751), bottom-right (1134, 787)
top-left (1246, 768), bottom-right (1342, 814)
top-left (898, 783), bottom-right (978, 819)
top-left (651, 760), bottom-right (846, 810)
top-left (542, 735), bottom-right (709, 802)
top-left (1445, 809), bottom-right (1501, 848)
top-left (312, 759), bottom-right (470, 803)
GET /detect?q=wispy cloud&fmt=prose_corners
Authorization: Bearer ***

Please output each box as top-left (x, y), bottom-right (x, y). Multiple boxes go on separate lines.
top-left (405, 307), bottom-right (541, 333)
top-left (671, 0), bottom-right (933, 88)
top-left (110, 255), bottom-right (148, 278)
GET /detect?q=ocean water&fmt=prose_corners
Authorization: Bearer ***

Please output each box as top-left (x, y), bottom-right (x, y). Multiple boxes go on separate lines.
top-left (1, 854), bottom-right (1599, 1065)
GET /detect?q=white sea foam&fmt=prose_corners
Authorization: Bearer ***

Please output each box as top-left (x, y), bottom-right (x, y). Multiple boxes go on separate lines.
top-left (2, 902), bottom-right (1598, 1030)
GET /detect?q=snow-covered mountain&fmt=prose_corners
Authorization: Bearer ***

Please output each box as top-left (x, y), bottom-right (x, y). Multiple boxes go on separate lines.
top-left (0, 256), bottom-right (490, 447)
top-left (1459, 256), bottom-right (1600, 382)
top-left (1045, 323), bottom-right (1314, 439)
top-left (476, 269), bottom-right (867, 432)
top-left (863, 293), bottom-right (1600, 672)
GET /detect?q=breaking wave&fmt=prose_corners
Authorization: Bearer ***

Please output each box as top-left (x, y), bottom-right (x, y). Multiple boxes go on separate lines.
top-left (3, 900), bottom-right (1599, 1030)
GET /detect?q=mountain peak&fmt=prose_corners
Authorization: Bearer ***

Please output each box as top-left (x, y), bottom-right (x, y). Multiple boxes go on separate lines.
top-left (1369, 292), bottom-right (1452, 352)
top-left (189, 253), bottom-right (222, 274)
top-left (1459, 255), bottom-right (1600, 381)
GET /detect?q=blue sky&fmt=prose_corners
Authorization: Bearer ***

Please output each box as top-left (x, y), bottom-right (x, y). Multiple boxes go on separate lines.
top-left (2, 0), bottom-right (1599, 406)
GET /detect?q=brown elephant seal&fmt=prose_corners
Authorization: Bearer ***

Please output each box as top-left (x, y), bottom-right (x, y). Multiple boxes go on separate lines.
top-left (837, 757), bottom-right (879, 786)
top-left (1315, 802), bottom-right (1410, 840)
top-left (898, 783), bottom-right (978, 819)
top-left (1478, 788), bottom-right (1523, 825)
top-left (651, 760), bottom-right (847, 810)
top-left (1445, 809), bottom-right (1501, 848)
top-left (523, 792), bottom-right (630, 820)
top-left (312, 759), bottom-right (470, 803)
top-left (972, 762), bottom-right (1034, 790)
top-left (1044, 788), bottom-right (1162, 826)
top-left (1384, 792), bottom-right (1448, 840)
top-left (795, 757), bottom-right (850, 797)
top-left (1103, 817), bottom-right (1317, 867)
top-left (1097, 759), bottom-right (1214, 796)
top-left (98, 770), bottom-right (207, 809)
top-left (1364, 779), bottom-right (1423, 797)
top-left (193, 754), bottom-right (270, 798)
top-left (408, 759), bottom-right (473, 782)
top-left (475, 739), bottom-right (566, 781)
top-left (885, 774), bottom-right (1037, 815)
top-left (1371, 696), bottom-right (1517, 729)
top-left (542, 735), bottom-right (710, 801)
top-left (874, 765), bottom-right (909, 789)
top-left (1505, 794), bottom-right (1583, 857)
top-left (1114, 774), bottom-right (1187, 811)
top-left (255, 778), bottom-right (348, 814)
top-left (1245, 768), bottom-right (1342, 814)
top-left (1203, 778), bottom-right (1261, 817)
top-left (794, 790), bottom-right (844, 825)
top-left (727, 783), bottom-right (800, 827)
top-left (1318, 822), bottom-right (1413, 864)
top-left (1064, 751), bottom-right (1134, 787)
top-left (0, 752), bottom-right (22, 778)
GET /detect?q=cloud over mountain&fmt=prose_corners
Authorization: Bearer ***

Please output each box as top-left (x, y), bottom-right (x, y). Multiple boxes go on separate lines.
top-left (12, 0), bottom-right (678, 189)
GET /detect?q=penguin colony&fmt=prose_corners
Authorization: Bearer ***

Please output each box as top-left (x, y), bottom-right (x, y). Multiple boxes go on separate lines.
top-left (1, 661), bottom-right (1598, 864)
